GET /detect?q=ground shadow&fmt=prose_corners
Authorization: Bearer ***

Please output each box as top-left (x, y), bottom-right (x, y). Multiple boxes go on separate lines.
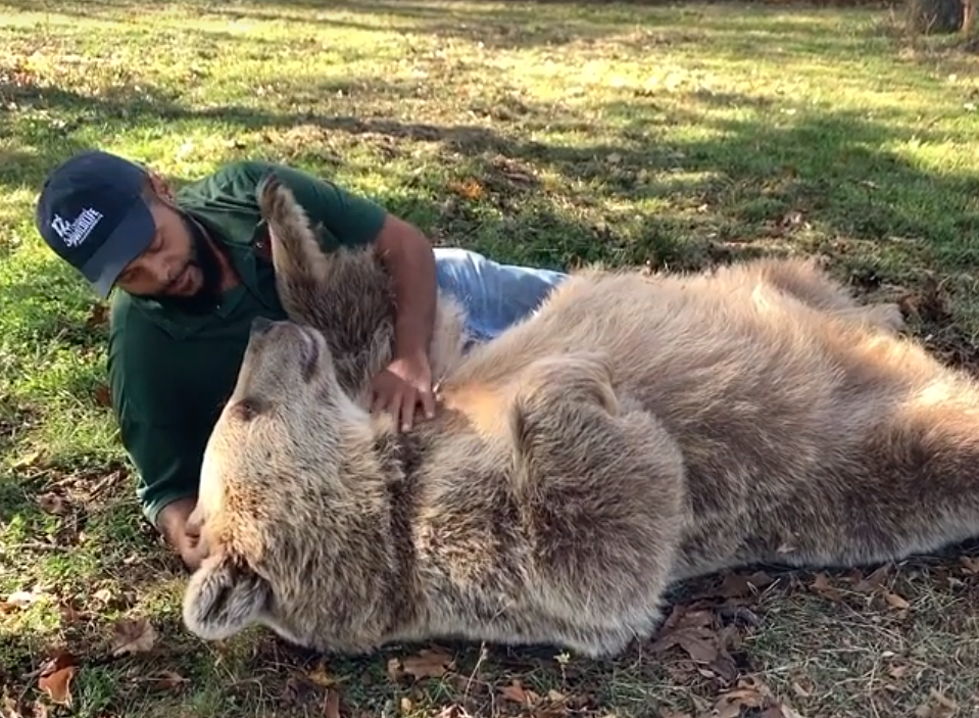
top-left (6, 71), bottom-right (978, 274)
top-left (0, 0), bottom-right (907, 52)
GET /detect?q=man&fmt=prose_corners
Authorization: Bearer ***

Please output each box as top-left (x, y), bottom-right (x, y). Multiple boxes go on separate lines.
top-left (34, 150), bottom-right (567, 570)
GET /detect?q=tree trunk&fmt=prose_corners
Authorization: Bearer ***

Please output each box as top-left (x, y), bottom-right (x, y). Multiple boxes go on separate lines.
top-left (906, 0), bottom-right (964, 33)
top-left (963, 0), bottom-right (978, 34)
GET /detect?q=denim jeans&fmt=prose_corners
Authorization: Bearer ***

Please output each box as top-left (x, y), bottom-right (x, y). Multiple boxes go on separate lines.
top-left (433, 247), bottom-right (568, 345)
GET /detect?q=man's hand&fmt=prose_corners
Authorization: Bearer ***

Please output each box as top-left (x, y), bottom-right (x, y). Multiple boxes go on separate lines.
top-left (371, 350), bottom-right (436, 431)
top-left (371, 214), bottom-right (439, 432)
top-left (157, 496), bottom-right (208, 572)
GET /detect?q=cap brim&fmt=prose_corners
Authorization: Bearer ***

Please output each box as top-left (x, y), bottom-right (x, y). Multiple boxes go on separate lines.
top-left (79, 198), bottom-right (156, 299)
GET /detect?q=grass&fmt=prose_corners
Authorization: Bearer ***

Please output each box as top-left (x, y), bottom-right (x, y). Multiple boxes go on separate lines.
top-left (2, 0), bottom-right (979, 716)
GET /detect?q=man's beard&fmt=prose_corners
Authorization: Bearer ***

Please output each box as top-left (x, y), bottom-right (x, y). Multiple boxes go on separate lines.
top-left (153, 212), bottom-right (225, 315)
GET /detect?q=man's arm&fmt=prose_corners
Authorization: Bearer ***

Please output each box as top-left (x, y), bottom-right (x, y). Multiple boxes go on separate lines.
top-left (370, 213), bottom-right (439, 429)
top-left (250, 163), bottom-right (441, 430)
top-left (107, 301), bottom-right (212, 570)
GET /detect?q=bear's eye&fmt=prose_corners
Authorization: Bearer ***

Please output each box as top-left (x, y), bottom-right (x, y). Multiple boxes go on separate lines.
top-left (232, 397), bottom-right (267, 422)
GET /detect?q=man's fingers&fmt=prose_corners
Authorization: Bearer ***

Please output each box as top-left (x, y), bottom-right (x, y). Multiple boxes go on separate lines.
top-left (386, 390), bottom-right (406, 430)
top-left (399, 389), bottom-right (418, 431)
top-left (420, 388), bottom-right (437, 419)
top-left (371, 388), bottom-right (386, 414)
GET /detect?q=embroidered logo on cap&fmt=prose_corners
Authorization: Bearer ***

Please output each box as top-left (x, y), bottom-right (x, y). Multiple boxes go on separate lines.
top-left (50, 208), bottom-right (104, 248)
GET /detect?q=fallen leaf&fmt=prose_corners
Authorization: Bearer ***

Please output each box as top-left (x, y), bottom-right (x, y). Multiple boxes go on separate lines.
top-left (11, 450), bottom-right (42, 470)
top-left (791, 678), bottom-right (814, 698)
top-left (37, 651), bottom-right (78, 707)
top-left (503, 171), bottom-right (534, 184)
top-left (762, 703), bottom-right (807, 718)
top-left (2, 694), bottom-right (21, 718)
top-left (499, 679), bottom-right (540, 706)
top-left (307, 662), bottom-right (336, 687)
top-left (720, 570), bottom-right (775, 597)
top-left (649, 607), bottom-right (722, 666)
top-left (889, 663), bottom-right (911, 680)
top-left (713, 678), bottom-right (772, 718)
top-left (3, 590), bottom-right (38, 609)
top-left (92, 588), bottom-right (114, 604)
top-left (959, 556), bottom-right (979, 574)
top-left (852, 564), bottom-right (891, 592)
top-left (110, 617), bottom-right (157, 656)
top-left (323, 688), bottom-right (341, 718)
top-left (58, 602), bottom-right (87, 625)
top-left (448, 179), bottom-right (484, 200)
top-left (149, 671), bottom-right (187, 692)
top-left (884, 591), bottom-right (911, 611)
top-left (94, 385), bottom-right (112, 408)
top-left (809, 573), bottom-right (843, 602)
top-left (37, 493), bottom-right (68, 516)
top-left (546, 690), bottom-right (566, 703)
top-left (387, 649), bottom-right (455, 681)
top-left (915, 691), bottom-right (957, 718)
top-left (85, 304), bottom-right (109, 329)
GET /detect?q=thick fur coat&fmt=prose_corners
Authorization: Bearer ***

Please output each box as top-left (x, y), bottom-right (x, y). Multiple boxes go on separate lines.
top-left (181, 177), bottom-right (979, 658)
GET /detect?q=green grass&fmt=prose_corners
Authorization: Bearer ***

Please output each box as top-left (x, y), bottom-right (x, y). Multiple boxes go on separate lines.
top-left (3, 0), bottom-right (979, 716)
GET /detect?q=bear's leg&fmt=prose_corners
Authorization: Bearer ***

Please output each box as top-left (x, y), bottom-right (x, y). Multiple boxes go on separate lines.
top-left (502, 351), bottom-right (689, 658)
top-left (746, 256), bottom-right (905, 333)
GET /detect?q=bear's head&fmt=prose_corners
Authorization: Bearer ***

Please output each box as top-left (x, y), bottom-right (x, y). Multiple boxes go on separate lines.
top-left (181, 315), bottom-right (389, 645)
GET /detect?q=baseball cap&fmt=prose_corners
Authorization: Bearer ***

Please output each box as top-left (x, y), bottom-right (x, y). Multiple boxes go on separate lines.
top-left (35, 149), bottom-right (157, 298)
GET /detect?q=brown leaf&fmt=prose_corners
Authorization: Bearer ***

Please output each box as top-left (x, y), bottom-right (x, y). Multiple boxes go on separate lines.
top-left (92, 587), bottom-right (114, 605)
top-left (110, 617), bottom-right (157, 656)
top-left (499, 679), bottom-right (541, 706)
top-left (448, 179), bottom-right (485, 200)
top-left (387, 649), bottom-right (455, 681)
top-left (809, 572), bottom-right (843, 602)
top-left (888, 663), bottom-right (911, 680)
top-left (791, 678), bottom-right (814, 698)
top-left (2, 693), bottom-right (22, 718)
top-left (37, 492), bottom-right (68, 516)
top-left (958, 556), bottom-right (979, 575)
top-left (94, 384), bottom-right (112, 408)
top-left (85, 304), bottom-right (109, 329)
top-left (713, 678), bottom-right (772, 718)
top-left (545, 689), bottom-right (567, 704)
top-left (58, 601), bottom-right (88, 625)
top-left (323, 688), bottom-right (341, 718)
top-left (37, 651), bottom-right (78, 707)
top-left (915, 690), bottom-right (958, 718)
top-left (884, 591), bottom-right (911, 611)
top-left (2, 590), bottom-right (39, 610)
top-left (307, 661), bottom-right (336, 687)
top-left (762, 703), bottom-right (807, 718)
top-left (149, 671), bottom-right (188, 692)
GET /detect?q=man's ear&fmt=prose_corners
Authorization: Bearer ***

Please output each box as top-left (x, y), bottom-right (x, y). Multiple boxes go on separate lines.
top-left (182, 551), bottom-right (269, 641)
top-left (146, 171), bottom-right (174, 203)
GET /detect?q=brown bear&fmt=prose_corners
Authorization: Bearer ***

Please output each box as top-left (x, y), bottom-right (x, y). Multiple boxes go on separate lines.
top-left (181, 178), bottom-right (979, 659)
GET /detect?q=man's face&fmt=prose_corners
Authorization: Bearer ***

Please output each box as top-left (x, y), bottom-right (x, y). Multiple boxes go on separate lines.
top-left (113, 197), bottom-right (223, 311)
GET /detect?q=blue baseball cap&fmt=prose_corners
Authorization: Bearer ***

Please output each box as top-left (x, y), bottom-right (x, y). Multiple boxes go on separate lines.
top-left (35, 150), bottom-right (158, 298)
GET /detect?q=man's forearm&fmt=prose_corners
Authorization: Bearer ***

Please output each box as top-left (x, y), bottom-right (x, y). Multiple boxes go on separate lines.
top-left (375, 215), bottom-right (437, 359)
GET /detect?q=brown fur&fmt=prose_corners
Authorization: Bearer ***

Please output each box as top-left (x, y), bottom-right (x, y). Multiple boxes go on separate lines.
top-left (182, 179), bottom-right (979, 659)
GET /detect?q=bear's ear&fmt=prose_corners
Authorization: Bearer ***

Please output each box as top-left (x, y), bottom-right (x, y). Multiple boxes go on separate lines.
top-left (182, 551), bottom-right (269, 641)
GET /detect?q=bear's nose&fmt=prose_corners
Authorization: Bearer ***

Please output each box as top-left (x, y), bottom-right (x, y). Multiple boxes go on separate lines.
top-left (251, 315), bottom-right (274, 335)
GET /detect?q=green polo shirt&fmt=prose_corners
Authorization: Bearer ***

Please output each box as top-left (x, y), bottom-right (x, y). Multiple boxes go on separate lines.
top-left (106, 160), bottom-right (387, 527)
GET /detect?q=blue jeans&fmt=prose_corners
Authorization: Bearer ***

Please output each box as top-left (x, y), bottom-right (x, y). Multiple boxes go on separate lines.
top-left (433, 248), bottom-right (568, 345)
